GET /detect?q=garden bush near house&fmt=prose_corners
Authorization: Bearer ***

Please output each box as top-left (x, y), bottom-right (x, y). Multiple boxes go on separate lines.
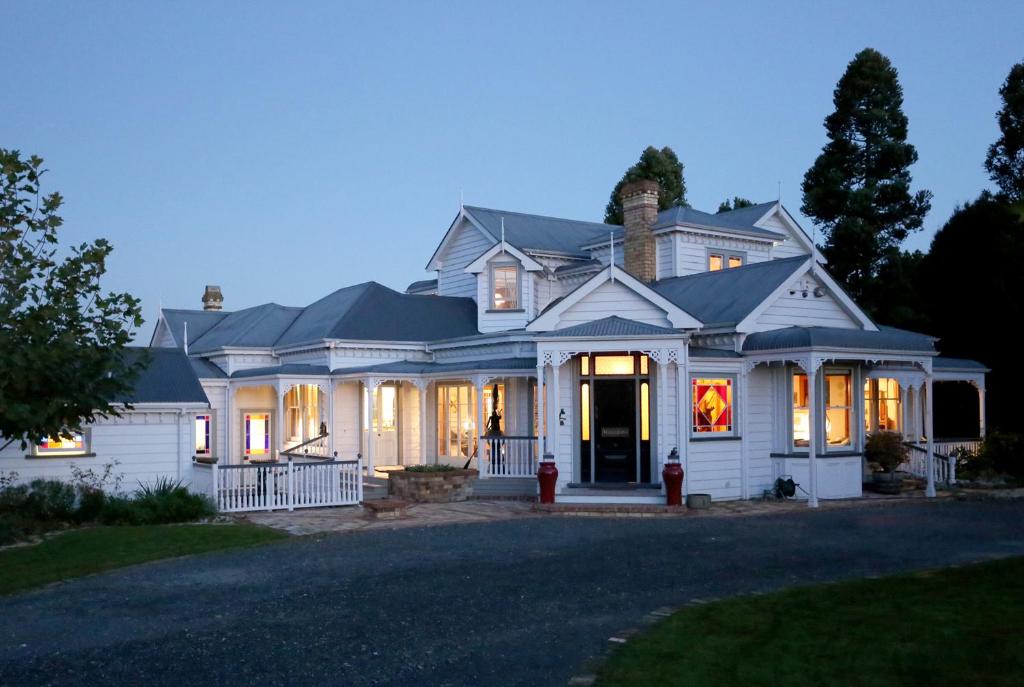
top-left (403, 464), bottom-right (457, 473)
top-left (865, 431), bottom-right (908, 473)
top-left (956, 433), bottom-right (1024, 483)
top-left (100, 478), bottom-right (214, 526)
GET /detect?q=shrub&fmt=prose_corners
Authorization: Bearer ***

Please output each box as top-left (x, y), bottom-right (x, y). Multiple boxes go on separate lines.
top-left (977, 433), bottom-right (1024, 481)
top-left (100, 478), bottom-right (214, 525)
top-left (23, 479), bottom-right (77, 522)
top-left (403, 464), bottom-right (456, 473)
top-left (74, 487), bottom-right (107, 523)
top-left (865, 431), bottom-right (908, 473)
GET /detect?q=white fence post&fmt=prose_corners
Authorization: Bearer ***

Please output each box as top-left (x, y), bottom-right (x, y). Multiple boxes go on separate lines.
top-left (287, 458), bottom-right (294, 511)
top-left (357, 456), bottom-right (364, 503)
top-left (211, 462), bottom-right (220, 511)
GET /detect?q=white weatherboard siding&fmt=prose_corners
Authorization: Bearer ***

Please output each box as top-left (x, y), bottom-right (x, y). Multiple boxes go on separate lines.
top-left (745, 367), bottom-right (775, 497)
top-left (754, 275), bottom-right (859, 331)
top-left (760, 213), bottom-right (811, 259)
top-left (686, 439), bottom-right (742, 501)
top-left (201, 382), bottom-right (227, 459)
top-left (333, 381), bottom-right (361, 460)
top-left (555, 281), bottom-right (672, 329)
top-left (667, 233), bottom-right (772, 277)
top-left (0, 409), bottom-right (198, 491)
top-left (437, 221), bottom-right (492, 299)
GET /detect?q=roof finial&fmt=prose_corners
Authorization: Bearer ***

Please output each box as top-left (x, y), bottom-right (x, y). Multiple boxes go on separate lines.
top-left (183, 321), bottom-right (189, 356)
top-left (500, 217), bottom-right (506, 253)
top-left (609, 231), bottom-right (615, 283)
top-left (460, 186), bottom-right (464, 210)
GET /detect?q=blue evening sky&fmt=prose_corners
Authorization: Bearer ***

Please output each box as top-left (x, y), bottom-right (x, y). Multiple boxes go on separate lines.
top-left (5, 1), bottom-right (1023, 341)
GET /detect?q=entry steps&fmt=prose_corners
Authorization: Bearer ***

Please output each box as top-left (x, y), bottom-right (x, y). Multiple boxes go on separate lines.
top-left (471, 478), bottom-right (537, 499)
top-left (559, 482), bottom-right (664, 505)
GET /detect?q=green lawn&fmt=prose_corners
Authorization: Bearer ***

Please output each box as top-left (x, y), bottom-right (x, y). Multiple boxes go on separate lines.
top-left (0, 523), bottom-right (286, 596)
top-left (599, 557), bottom-right (1024, 687)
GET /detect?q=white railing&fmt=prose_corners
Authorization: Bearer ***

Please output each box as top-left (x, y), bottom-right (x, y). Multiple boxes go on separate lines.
top-left (934, 439), bottom-right (982, 458)
top-left (281, 434), bottom-right (330, 459)
top-left (194, 457), bottom-right (362, 513)
top-left (904, 444), bottom-right (954, 485)
top-left (479, 436), bottom-right (537, 478)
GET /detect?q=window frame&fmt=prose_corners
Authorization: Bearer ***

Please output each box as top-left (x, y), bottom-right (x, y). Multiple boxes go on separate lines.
top-left (823, 368), bottom-right (854, 451)
top-left (194, 413), bottom-right (215, 457)
top-left (240, 409), bottom-right (274, 461)
top-left (488, 261), bottom-right (523, 311)
top-left (706, 247), bottom-right (746, 272)
top-left (788, 367), bottom-right (859, 453)
top-left (32, 429), bottom-right (91, 458)
top-left (690, 374), bottom-right (737, 438)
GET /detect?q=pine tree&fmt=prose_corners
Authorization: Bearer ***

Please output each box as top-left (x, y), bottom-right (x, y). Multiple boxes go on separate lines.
top-left (717, 197), bottom-right (755, 213)
top-left (985, 61), bottom-right (1024, 203)
top-left (801, 48), bottom-right (932, 309)
top-left (605, 146), bottom-right (686, 224)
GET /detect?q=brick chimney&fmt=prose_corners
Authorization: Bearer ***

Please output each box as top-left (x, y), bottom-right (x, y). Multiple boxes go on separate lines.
top-left (619, 179), bottom-right (660, 283)
top-left (202, 285), bottom-right (223, 311)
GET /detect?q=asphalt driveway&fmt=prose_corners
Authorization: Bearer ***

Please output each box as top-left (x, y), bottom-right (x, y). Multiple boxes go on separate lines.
top-left (1, 500), bottom-right (1022, 687)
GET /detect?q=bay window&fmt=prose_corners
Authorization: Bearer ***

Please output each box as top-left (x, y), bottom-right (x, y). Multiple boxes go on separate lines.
top-left (864, 378), bottom-right (901, 433)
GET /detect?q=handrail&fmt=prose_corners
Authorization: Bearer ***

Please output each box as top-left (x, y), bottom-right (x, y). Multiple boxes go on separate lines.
top-left (280, 431), bottom-right (330, 459)
top-left (219, 457), bottom-right (359, 469)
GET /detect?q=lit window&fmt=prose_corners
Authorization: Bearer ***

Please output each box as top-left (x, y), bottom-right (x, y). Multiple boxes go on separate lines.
top-left (244, 413), bottom-right (271, 457)
top-left (864, 378), bottom-right (901, 433)
top-left (195, 415), bottom-right (212, 456)
top-left (437, 384), bottom-right (482, 458)
top-left (825, 372), bottom-right (852, 447)
top-left (36, 432), bottom-right (86, 456)
top-left (580, 382), bottom-right (590, 441)
top-left (728, 256), bottom-right (743, 269)
top-left (793, 373), bottom-right (809, 448)
top-left (692, 378), bottom-right (733, 434)
top-left (287, 385), bottom-right (322, 443)
top-left (580, 355), bottom-right (590, 375)
top-left (709, 252), bottom-right (744, 271)
top-left (709, 254), bottom-right (724, 271)
top-left (640, 381), bottom-right (650, 440)
top-left (594, 355), bottom-right (635, 375)
top-left (491, 265), bottom-right (519, 310)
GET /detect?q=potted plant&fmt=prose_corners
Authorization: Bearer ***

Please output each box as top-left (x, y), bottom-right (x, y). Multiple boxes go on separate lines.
top-left (866, 431), bottom-right (908, 494)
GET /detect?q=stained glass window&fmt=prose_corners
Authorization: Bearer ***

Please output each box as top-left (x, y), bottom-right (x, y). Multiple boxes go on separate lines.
top-left (244, 413), bottom-right (271, 457)
top-left (37, 432), bottom-right (86, 455)
top-left (195, 415), bottom-right (212, 456)
top-left (692, 378), bottom-right (733, 433)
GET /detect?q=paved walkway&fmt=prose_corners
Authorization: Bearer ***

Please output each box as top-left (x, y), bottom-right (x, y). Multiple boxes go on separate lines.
top-left (1, 500), bottom-right (1022, 687)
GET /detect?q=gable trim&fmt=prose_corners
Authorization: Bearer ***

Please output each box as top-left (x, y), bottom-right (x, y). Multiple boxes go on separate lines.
top-left (760, 204), bottom-right (824, 261)
top-left (526, 265), bottom-right (703, 332)
top-left (425, 208), bottom-right (497, 271)
top-left (464, 242), bottom-right (545, 274)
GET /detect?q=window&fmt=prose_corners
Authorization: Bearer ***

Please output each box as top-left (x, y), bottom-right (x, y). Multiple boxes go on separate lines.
top-left (589, 354), bottom-right (647, 376)
top-left (244, 412), bottom-right (272, 458)
top-left (36, 431), bottom-right (87, 456)
top-left (580, 382), bottom-right (591, 441)
top-left (792, 372), bottom-right (810, 448)
top-left (437, 384), bottom-right (475, 458)
top-left (825, 372), bottom-right (852, 447)
top-left (640, 381), bottom-right (650, 441)
top-left (864, 378), bottom-right (901, 433)
top-left (491, 264), bottom-right (519, 310)
top-left (708, 250), bottom-right (745, 271)
top-left (692, 377), bottom-right (734, 434)
top-left (195, 415), bottom-right (212, 456)
top-left (286, 385), bottom-right (321, 443)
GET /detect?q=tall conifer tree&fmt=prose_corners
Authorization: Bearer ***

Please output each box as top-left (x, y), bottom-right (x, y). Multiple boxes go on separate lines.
top-left (985, 61), bottom-right (1024, 203)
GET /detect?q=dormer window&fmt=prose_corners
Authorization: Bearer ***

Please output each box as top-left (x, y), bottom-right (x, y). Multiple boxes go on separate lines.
top-left (708, 250), bottom-right (745, 272)
top-left (490, 263), bottom-right (520, 310)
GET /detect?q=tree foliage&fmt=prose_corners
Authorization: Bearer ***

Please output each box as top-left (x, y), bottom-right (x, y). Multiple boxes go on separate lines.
top-left (716, 197), bottom-right (755, 213)
top-left (0, 150), bottom-right (145, 449)
top-left (605, 146), bottom-right (687, 224)
top-left (919, 196), bottom-right (1024, 433)
top-left (985, 61), bottom-right (1024, 203)
top-left (801, 48), bottom-right (932, 312)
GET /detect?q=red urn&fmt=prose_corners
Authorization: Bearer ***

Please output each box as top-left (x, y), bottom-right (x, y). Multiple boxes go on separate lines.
top-left (537, 455), bottom-right (558, 504)
top-left (662, 448), bottom-right (684, 507)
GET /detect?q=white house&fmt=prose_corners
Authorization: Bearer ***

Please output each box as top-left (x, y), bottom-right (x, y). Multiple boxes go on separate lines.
top-left (2, 180), bottom-right (988, 507)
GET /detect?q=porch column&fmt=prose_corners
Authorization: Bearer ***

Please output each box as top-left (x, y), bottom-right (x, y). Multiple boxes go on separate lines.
top-left (364, 378), bottom-right (378, 476)
top-left (675, 358), bottom-right (686, 496)
top-left (806, 357), bottom-right (819, 508)
top-left (475, 376), bottom-right (486, 474)
top-left (681, 355), bottom-right (691, 497)
top-left (327, 379), bottom-right (336, 457)
top-left (415, 380), bottom-right (429, 466)
top-left (536, 363), bottom-right (546, 455)
top-left (925, 374), bottom-right (936, 498)
top-left (225, 382), bottom-right (233, 463)
top-left (276, 382), bottom-right (286, 460)
top-left (550, 361), bottom-right (561, 460)
top-left (656, 356), bottom-right (668, 488)
top-left (977, 382), bottom-right (987, 439)
top-left (898, 382), bottom-right (909, 440)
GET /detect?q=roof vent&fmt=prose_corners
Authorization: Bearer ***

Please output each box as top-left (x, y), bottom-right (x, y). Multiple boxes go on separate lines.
top-left (202, 285), bottom-right (224, 311)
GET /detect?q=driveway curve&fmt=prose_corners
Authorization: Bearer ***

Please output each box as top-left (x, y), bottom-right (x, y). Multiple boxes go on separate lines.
top-left (1, 500), bottom-right (1022, 686)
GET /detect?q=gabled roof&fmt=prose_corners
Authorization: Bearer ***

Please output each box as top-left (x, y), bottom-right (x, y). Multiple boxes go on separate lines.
top-left (190, 357), bottom-right (227, 380)
top-left (652, 256), bottom-right (809, 328)
top-left (188, 303), bottom-right (304, 353)
top-left (538, 316), bottom-right (679, 338)
top-left (653, 202), bottom-right (785, 241)
top-left (742, 326), bottom-right (936, 354)
top-left (274, 282), bottom-right (479, 347)
top-left (463, 206), bottom-right (615, 257)
top-left (115, 348), bottom-right (209, 404)
top-left (156, 309), bottom-right (230, 347)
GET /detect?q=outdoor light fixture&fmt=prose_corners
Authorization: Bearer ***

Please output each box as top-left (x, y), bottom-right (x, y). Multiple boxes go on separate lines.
top-left (559, 409), bottom-right (566, 426)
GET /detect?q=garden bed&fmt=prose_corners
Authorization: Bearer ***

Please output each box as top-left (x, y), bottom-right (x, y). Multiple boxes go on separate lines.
top-left (388, 467), bottom-right (478, 502)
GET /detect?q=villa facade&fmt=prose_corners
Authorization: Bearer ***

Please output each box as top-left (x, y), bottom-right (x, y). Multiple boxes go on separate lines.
top-left (1, 181), bottom-right (988, 506)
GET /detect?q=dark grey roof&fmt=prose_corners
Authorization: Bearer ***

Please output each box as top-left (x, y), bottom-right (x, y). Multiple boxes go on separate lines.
top-left (157, 309), bottom-right (230, 347)
top-left (464, 206), bottom-right (615, 257)
top-left (553, 260), bottom-right (604, 276)
top-left (405, 278), bottom-right (438, 294)
top-left (933, 356), bottom-right (989, 372)
top-left (539, 316), bottom-right (679, 338)
top-left (333, 357), bottom-right (537, 376)
top-left (652, 256), bottom-right (809, 327)
top-left (274, 282), bottom-right (478, 347)
top-left (742, 326), bottom-right (936, 354)
top-left (115, 348), bottom-right (209, 404)
top-left (689, 346), bottom-right (742, 358)
top-left (190, 357), bottom-right (227, 379)
top-left (188, 303), bottom-right (304, 353)
top-left (653, 202), bottom-right (784, 240)
top-left (231, 364), bottom-right (331, 379)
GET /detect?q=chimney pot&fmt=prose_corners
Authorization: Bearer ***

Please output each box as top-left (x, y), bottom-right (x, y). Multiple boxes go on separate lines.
top-left (619, 180), bottom-right (660, 282)
top-left (202, 285), bottom-right (223, 311)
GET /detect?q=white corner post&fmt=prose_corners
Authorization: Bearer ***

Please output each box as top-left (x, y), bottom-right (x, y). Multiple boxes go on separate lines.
top-left (550, 358), bottom-right (561, 461)
top-left (276, 381), bottom-right (286, 461)
top-left (413, 379), bottom-right (429, 466)
top-left (474, 375), bottom-right (486, 475)
top-left (327, 379), bottom-right (336, 457)
top-left (536, 363), bottom-right (546, 455)
top-left (806, 356), bottom-right (819, 509)
top-left (925, 373), bottom-right (936, 498)
top-left (977, 382), bottom-right (987, 439)
top-left (654, 351), bottom-right (669, 489)
top-left (225, 382), bottom-right (233, 464)
top-left (739, 366), bottom-right (750, 500)
top-left (364, 378), bottom-right (378, 476)
top-left (679, 354), bottom-right (690, 497)
top-left (898, 382), bottom-right (909, 441)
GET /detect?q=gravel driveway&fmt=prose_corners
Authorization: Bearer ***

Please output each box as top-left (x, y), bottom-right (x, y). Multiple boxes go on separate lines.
top-left (1, 500), bottom-right (1022, 687)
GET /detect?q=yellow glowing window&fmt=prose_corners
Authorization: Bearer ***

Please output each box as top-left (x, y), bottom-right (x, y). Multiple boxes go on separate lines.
top-left (640, 382), bottom-right (650, 441)
top-left (580, 382), bottom-right (590, 441)
top-left (580, 355), bottom-right (590, 375)
top-left (865, 378), bottom-right (901, 433)
top-left (594, 355), bottom-right (635, 375)
top-left (825, 372), bottom-right (852, 447)
top-left (244, 413), bottom-right (271, 456)
top-left (195, 415), bottom-right (212, 455)
top-left (37, 432), bottom-right (86, 455)
top-left (793, 373), bottom-right (809, 448)
top-left (692, 378), bottom-right (733, 433)
top-left (491, 265), bottom-right (519, 309)
top-left (728, 256), bottom-right (743, 269)
top-left (639, 355), bottom-right (648, 375)
top-left (709, 254), bottom-right (724, 271)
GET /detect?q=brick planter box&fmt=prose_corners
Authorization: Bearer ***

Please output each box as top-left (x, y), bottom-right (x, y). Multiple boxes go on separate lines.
top-left (388, 469), bottom-right (478, 503)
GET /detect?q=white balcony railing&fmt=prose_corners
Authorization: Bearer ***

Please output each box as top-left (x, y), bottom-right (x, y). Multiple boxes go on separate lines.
top-left (479, 435), bottom-right (537, 478)
top-left (192, 457), bottom-right (362, 513)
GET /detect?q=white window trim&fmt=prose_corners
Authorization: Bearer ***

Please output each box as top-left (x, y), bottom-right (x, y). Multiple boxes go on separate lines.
top-left (31, 428), bottom-right (92, 458)
top-left (706, 247), bottom-right (746, 272)
top-left (488, 261), bottom-right (523, 311)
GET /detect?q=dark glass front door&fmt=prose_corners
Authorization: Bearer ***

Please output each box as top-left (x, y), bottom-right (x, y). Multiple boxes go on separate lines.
top-left (593, 379), bottom-right (637, 482)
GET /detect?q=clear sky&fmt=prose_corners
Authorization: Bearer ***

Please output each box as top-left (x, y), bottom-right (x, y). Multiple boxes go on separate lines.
top-left (5, 1), bottom-right (1023, 341)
